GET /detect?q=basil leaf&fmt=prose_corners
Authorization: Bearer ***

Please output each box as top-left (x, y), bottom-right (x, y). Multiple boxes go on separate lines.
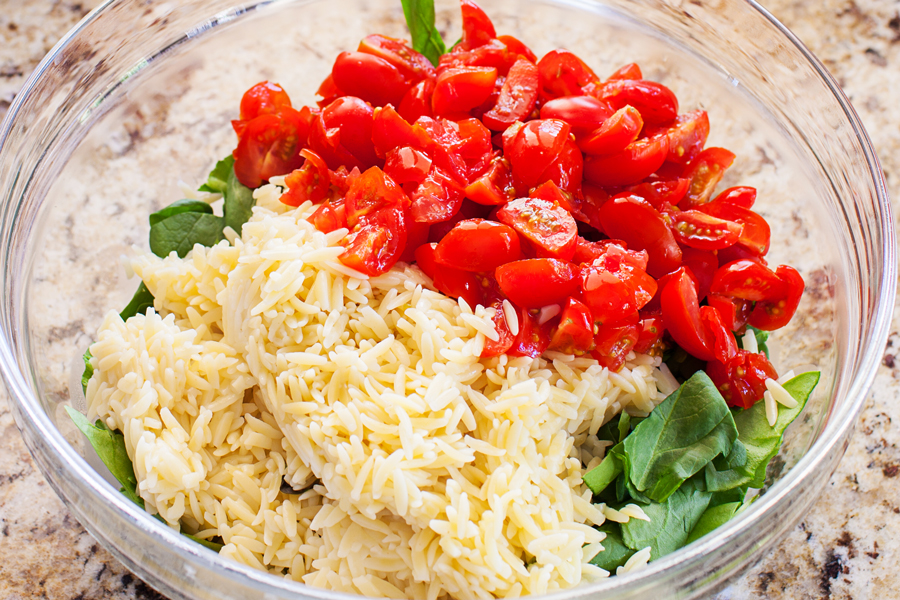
top-left (705, 371), bottom-right (820, 491)
top-left (401, 0), bottom-right (447, 66)
top-left (623, 371), bottom-right (739, 502)
top-left (589, 523), bottom-right (634, 571)
top-left (149, 199), bottom-right (213, 227)
top-left (81, 349), bottom-right (94, 395)
top-left (119, 282), bottom-right (155, 321)
top-left (685, 501), bottom-right (742, 545)
top-left (620, 476), bottom-right (711, 559)
top-left (198, 155), bottom-right (234, 194)
top-left (149, 212), bottom-right (225, 258)
top-left (223, 161), bottom-right (255, 235)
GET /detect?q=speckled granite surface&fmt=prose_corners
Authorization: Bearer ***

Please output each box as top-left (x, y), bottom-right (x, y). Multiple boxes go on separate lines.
top-left (0, 0), bottom-right (898, 599)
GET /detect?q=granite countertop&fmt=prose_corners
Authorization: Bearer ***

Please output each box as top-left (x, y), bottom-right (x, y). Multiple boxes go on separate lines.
top-left (1, 1), bottom-right (899, 599)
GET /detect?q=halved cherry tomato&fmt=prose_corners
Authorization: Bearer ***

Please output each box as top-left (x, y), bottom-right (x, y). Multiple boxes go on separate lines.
top-left (583, 133), bottom-right (669, 187)
top-left (707, 349), bottom-right (778, 409)
top-left (358, 34), bottom-right (435, 82)
top-left (679, 147), bottom-right (736, 207)
top-left (453, 117), bottom-right (493, 172)
top-left (495, 258), bottom-right (580, 308)
top-left (372, 105), bottom-right (432, 158)
top-left (428, 199), bottom-right (491, 242)
top-left (592, 322), bottom-right (640, 371)
top-left (465, 155), bottom-right (514, 205)
top-left (581, 244), bottom-right (656, 325)
top-left (315, 73), bottom-right (345, 108)
top-left (588, 79), bottom-right (678, 126)
top-left (707, 294), bottom-right (751, 332)
top-left (432, 66), bottom-right (499, 115)
top-left (440, 38), bottom-right (511, 73)
top-left (661, 110), bottom-right (709, 165)
top-left (670, 210), bottom-right (743, 250)
top-left (233, 108), bottom-right (310, 188)
top-left (539, 95), bottom-right (613, 135)
top-left (711, 185), bottom-right (757, 208)
top-left (537, 50), bottom-right (599, 100)
top-left (537, 139), bottom-right (583, 195)
top-left (548, 298), bottom-right (596, 354)
top-left (328, 165), bottom-right (361, 196)
top-left (496, 197), bottom-right (578, 260)
top-left (700, 305), bottom-right (739, 364)
top-left (710, 259), bottom-right (787, 301)
top-left (308, 197), bottom-right (347, 233)
top-left (434, 219), bottom-right (521, 271)
top-left (596, 194), bottom-right (682, 277)
top-left (497, 35), bottom-right (537, 64)
top-left (529, 180), bottom-right (576, 211)
top-left (624, 178), bottom-right (690, 209)
top-left (572, 237), bottom-right (641, 266)
top-left (309, 97), bottom-right (378, 171)
top-left (415, 243), bottom-right (482, 307)
top-left (339, 207), bottom-right (407, 276)
top-left (239, 81), bottom-right (292, 121)
top-left (633, 315), bottom-right (664, 354)
top-left (399, 220), bottom-right (431, 263)
top-left (280, 149), bottom-right (331, 206)
top-left (410, 166), bottom-right (466, 223)
top-left (332, 51), bottom-right (411, 107)
top-left (680, 247), bottom-right (717, 301)
top-left (384, 146), bottom-right (433, 184)
top-left (344, 166), bottom-right (409, 227)
top-left (509, 307), bottom-right (552, 358)
top-left (700, 201), bottom-right (770, 256)
top-left (482, 58), bottom-right (539, 131)
top-left (460, 0), bottom-right (498, 49)
top-left (502, 119), bottom-right (571, 189)
top-left (398, 78), bottom-right (435, 123)
top-left (660, 267), bottom-right (714, 361)
top-left (606, 63), bottom-right (642, 81)
top-left (748, 265), bottom-right (805, 330)
top-left (481, 297), bottom-right (516, 357)
top-left (578, 106), bottom-right (643, 155)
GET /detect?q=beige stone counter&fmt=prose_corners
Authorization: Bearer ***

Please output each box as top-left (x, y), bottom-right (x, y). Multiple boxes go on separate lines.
top-left (0, 1), bottom-right (898, 599)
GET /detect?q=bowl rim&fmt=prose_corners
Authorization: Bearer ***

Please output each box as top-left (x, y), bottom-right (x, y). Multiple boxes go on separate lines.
top-left (0, 0), bottom-right (895, 598)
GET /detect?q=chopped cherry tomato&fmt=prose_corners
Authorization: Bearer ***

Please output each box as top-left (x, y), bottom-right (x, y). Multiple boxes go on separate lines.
top-left (465, 155), bottom-right (514, 205)
top-left (460, 0), bottom-right (498, 49)
top-left (679, 147), bottom-right (736, 207)
top-left (583, 133), bottom-right (669, 187)
top-left (509, 307), bottom-right (552, 358)
top-left (309, 97), bottom-right (378, 171)
top-left (537, 139), bottom-right (583, 196)
top-left (707, 349), bottom-right (778, 409)
top-left (339, 207), bottom-right (407, 276)
top-left (233, 108), bottom-right (310, 188)
top-left (707, 294), bottom-right (751, 331)
top-left (548, 298), bottom-right (596, 355)
top-left (315, 73), bottom-right (344, 107)
top-left (592, 323), bottom-right (640, 371)
top-left (662, 110), bottom-right (709, 165)
top-left (358, 34), bottom-right (435, 82)
top-left (495, 258), bottom-right (580, 308)
top-left (481, 297), bottom-right (516, 357)
top-left (308, 197), bottom-right (347, 233)
top-left (539, 95), bottom-right (613, 135)
top-left (332, 51), bottom-right (411, 107)
top-left (496, 197), bottom-right (578, 260)
top-left (410, 166), bottom-right (466, 223)
top-left (398, 78), bottom-right (436, 123)
top-left (537, 50), bottom-right (599, 100)
top-left (529, 180), bottom-right (576, 211)
top-left (372, 105), bottom-right (432, 158)
top-left (700, 305), bottom-right (739, 364)
top-left (384, 146), bottom-right (433, 184)
top-left (428, 199), bottom-right (491, 242)
top-left (497, 35), bottom-right (537, 64)
top-left (572, 237), bottom-right (639, 265)
top-left (434, 219), bottom-right (522, 271)
top-left (578, 106), bottom-right (643, 155)
top-left (748, 265), bottom-right (805, 330)
top-left (680, 247), bottom-right (718, 301)
top-left (482, 58), bottom-right (539, 131)
top-left (415, 243), bottom-right (482, 307)
top-left (624, 178), bottom-right (690, 209)
top-left (606, 63), bottom-right (642, 81)
top-left (711, 185), bottom-right (757, 208)
top-left (235, 81), bottom-right (292, 135)
top-left (633, 316), bottom-right (664, 354)
top-left (700, 201), bottom-right (770, 256)
top-left (345, 166), bottom-right (409, 227)
top-left (588, 79), bottom-right (678, 126)
top-left (710, 259), bottom-right (788, 302)
top-left (581, 250), bottom-right (656, 326)
top-left (400, 220), bottom-right (431, 263)
top-left (670, 210), bottom-right (743, 250)
top-left (432, 66), bottom-right (499, 115)
top-left (660, 267), bottom-right (714, 361)
top-left (280, 149), bottom-right (331, 206)
top-left (596, 194), bottom-right (682, 278)
top-left (502, 119), bottom-right (571, 189)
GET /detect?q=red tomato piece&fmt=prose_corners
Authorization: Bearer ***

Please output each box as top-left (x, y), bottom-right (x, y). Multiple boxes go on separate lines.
top-left (592, 323), bottom-right (640, 371)
top-left (384, 146), bottom-right (433, 184)
top-left (233, 108), bottom-right (310, 188)
top-left (572, 237), bottom-right (639, 265)
top-left (328, 165), bottom-right (361, 196)
top-left (537, 139), bottom-right (584, 196)
top-left (495, 197), bottom-right (578, 260)
top-left (482, 58), bottom-right (539, 131)
top-left (529, 180), bottom-right (576, 210)
top-left (410, 167), bottom-right (466, 223)
top-left (748, 265), bottom-right (805, 331)
top-left (661, 110), bottom-right (709, 165)
top-left (670, 210), bottom-right (743, 250)
top-left (239, 81), bottom-right (292, 121)
top-left (497, 35), bottom-right (537, 64)
top-left (680, 247), bottom-right (718, 302)
top-left (399, 220), bottom-right (431, 263)
top-left (711, 185), bottom-right (757, 208)
top-left (539, 95), bottom-right (614, 136)
top-left (309, 97), bottom-right (379, 170)
top-left (707, 294), bottom-right (751, 332)
top-left (495, 258), bottom-right (580, 308)
top-left (428, 199), bottom-right (491, 242)
top-left (344, 166), bottom-right (409, 227)
top-left (481, 298), bottom-right (516, 357)
top-left (581, 244), bottom-right (657, 325)
top-left (460, 0), bottom-right (498, 49)
top-left (679, 147), bottom-right (736, 207)
top-left (434, 219), bottom-right (522, 271)
top-left (710, 259), bottom-right (787, 302)
top-left (596, 194), bottom-right (682, 278)
top-left (589, 79), bottom-right (678, 126)
top-left (624, 178), bottom-right (690, 209)
top-left (453, 117), bottom-right (493, 168)
top-left (548, 298), bottom-right (596, 355)
top-left (315, 73), bottom-right (345, 108)
top-left (502, 119), bottom-right (572, 190)
top-left (583, 133), bottom-right (669, 187)
top-left (660, 267), bottom-right (714, 361)
top-left (339, 207), bottom-right (407, 276)
top-left (308, 198), bottom-right (347, 234)
top-left (707, 349), bottom-right (778, 409)
top-left (398, 78), bottom-right (435, 123)
top-left (280, 149), bottom-right (331, 206)
top-left (465, 155), bottom-right (515, 205)
top-left (537, 50), bottom-right (599, 100)
top-left (372, 105), bottom-right (433, 158)
top-left (700, 305), bottom-right (739, 364)
top-left (700, 201), bottom-right (770, 256)
top-left (633, 315), bottom-right (664, 354)
top-left (508, 307), bottom-right (552, 358)
top-left (606, 63), bottom-right (642, 81)
top-left (578, 106), bottom-right (643, 155)
top-left (358, 34), bottom-right (435, 82)
top-left (332, 51), bottom-right (411, 107)
top-left (432, 66), bottom-right (499, 115)
top-left (415, 243), bottom-right (483, 307)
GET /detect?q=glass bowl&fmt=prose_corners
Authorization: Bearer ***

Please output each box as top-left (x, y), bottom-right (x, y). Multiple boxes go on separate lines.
top-left (0, 0), bottom-right (894, 599)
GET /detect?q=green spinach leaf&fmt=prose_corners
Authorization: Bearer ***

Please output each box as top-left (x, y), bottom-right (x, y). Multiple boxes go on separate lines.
top-left (149, 211), bottom-right (225, 258)
top-left (119, 282), bottom-right (155, 321)
top-left (705, 371), bottom-right (820, 491)
top-left (583, 449), bottom-right (623, 495)
top-left (685, 501), bottom-right (742, 545)
top-left (197, 155), bottom-right (234, 194)
top-left (149, 199), bottom-right (213, 227)
top-left (589, 523), bottom-right (634, 571)
top-left (401, 0), bottom-right (447, 66)
top-left (184, 533), bottom-right (225, 552)
top-left (81, 349), bottom-right (94, 395)
top-left (223, 161), bottom-right (255, 235)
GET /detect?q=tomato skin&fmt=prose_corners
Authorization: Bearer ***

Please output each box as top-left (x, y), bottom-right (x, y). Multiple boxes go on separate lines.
top-left (592, 323), bottom-right (640, 371)
top-left (679, 147), bottom-right (736, 207)
top-left (482, 58), bottom-right (539, 131)
top-left (344, 166), bottom-right (409, 227)
top-left (465, 155), bottom-right (514, 205)
top-left (548, 298), bottom-right (596, 355)
top-left (583, 133), bottom-right (669, 187)
top-left (238, 81), bottom-right (292, 123)
top-left (508, 307), bottom-right (552, 358)
top-left (589, 79), bottom-right (678, 126)
top-left (410, 166), bottom-right (466, 223)
top-left (633, 315), bottom-right (664, 354)
top-left (710, 259), bottom-right (787, 302)
top-left (280, 149), bottom-right (331, 206)
top-left (415, 243), bottom-right (482, 307)
top-left (495, 258), bottom-right (580, 308)
top-left (662, 110), bottom-right (709, 165)
top-left (578, 105), bottom-right (643, 155)
top-left (537, 50), bottom-right (599, 100)
top-left (399, 219), bottom-right (431, 263)
top-left (607, 63), bottom-right (643, 81)
top-left (660, 267), bottom-right (714, 361)
top-left (700, 305), bottom-right (739, 364)
top-left (537, 139), bottom-right (583, 195)
top-left (580, 244), bottom-right (656, 325)
top-left (624, 178), bottom-right (690, 209)
top-left (384, 146), bottom-right (433, 184)
top-left (539, 95), bottom-right (614, 135)
top-left (497, 35), bottom-right (537, 64)
top-left (700, 201), bottom-right (770, 256)
top-left (432, 66), bottom-right (499, 115)
top-left (434, 219), bottom-right (522, 271)
top-left (358, 34), bottom-right (435, 82)
top-left (680, 247), bottom-right (718, 301)
top-left (233, 108), bottom-right (309, 189)
top-left (711, 185), bottom-right (757, 208)
top-left (481, 299), bottom-right (516, 357)
top-left (332, 51), bottom-right (411, 107)
top-left (502, 119), bottom-right (571, 189)
top-left (496, 197), bottom-right (578, 260)
top-left (460, 0), bottom-right (498, 49)
top-left (670, 210), bottom-right (743, 250)
top-left (748, 265), bottom-right (805, 330)
top-left (707, 349), bottom-right (778, 409)
top-left (372, 105), bottom-right (432, 157)
top-left (309, 97), bottom-right (379, 171)
top-left (707, 294), bottom-right (751, 331)
top-left (596, 194), bottom-right (682, 278)
top-left (339, 207), bottom-right (407, 276)
top-left (398, 78), bottom-right (435, 123)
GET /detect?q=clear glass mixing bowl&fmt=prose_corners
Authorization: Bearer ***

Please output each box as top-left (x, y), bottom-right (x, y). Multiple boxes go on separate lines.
top-left (0, 0), bottom-right (894, 599)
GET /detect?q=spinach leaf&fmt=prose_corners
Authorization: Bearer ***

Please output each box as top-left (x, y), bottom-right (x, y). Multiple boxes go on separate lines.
top-left (149, 199), bottom-right (213, 227)
top-left (119, 282), bottom-right (155, 321)
top-left (705, 371), bottom-right (820, 492)
top-left (149, 211), bottom-right (225, 258)
top-left (223, 161), bottom-right (255, 235)
top-left (198, 155), bottom-right (234, 194)
top-left (620, 476), bottom-right (711, 559)
top-left (583, 450), bottom-right (623, 495)
top-left (184, 533), bottom-right (225, 552)
top-left (81, 349), bottom-right (94, 395)
top-left (617, 412), bottom-right (631, 443)
top-left (685, 501), bottom-right (742, 545)
top-left (589, 523), bottom-right (635, 571)
top-left (736, 325), bottom-right (769, 357)
top-left (622, 371), bottom-right (739, 502)
top-left (401, 0), bottom-right (447, 66)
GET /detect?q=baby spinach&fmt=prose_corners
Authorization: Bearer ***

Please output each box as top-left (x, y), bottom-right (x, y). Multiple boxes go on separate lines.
top-left (119, 282), bottom-right (155, 321)
top-left (401, 0), bottom-right (447, 66)
top-left (197, 155), bottom-right (234, 194)
top-left (684, 501), bottom-right (742, 545)
top-left (81, 349), bottom-right (94, 395)
top-left (589, 524), bottom-right (635, 571)
top-left (148, 199), bottom-right (213, 227)
top-left (149, 210), bottom-right (225, 258)
top-left (223, 161), bottom-right (255, 235)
